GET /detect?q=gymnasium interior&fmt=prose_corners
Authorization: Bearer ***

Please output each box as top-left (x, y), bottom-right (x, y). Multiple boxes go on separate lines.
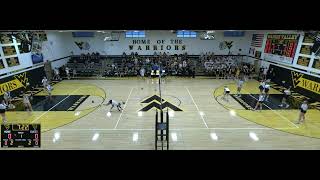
top-left (0, 30), bottom-right (320, 150)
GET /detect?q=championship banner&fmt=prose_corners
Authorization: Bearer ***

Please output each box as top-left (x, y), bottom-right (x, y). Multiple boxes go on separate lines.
top-left (0, 60), bottom-right (5, 69)
top-left (6, 57), bottom-right (20, 67)
top-left (299, 45), bottom-right (312, 55)
top-left (297, 56), bottom-right (310, 67)
top-left (0, 34), bottom-right (13, 44)
top-left (303, 33), bottom-right (315, 43)
top-left (264, 34), bottom-right (299, 64)
top-left (2, 46), bottom-right (17, 56)
top-left (313, 58), bottom-right (320, 70)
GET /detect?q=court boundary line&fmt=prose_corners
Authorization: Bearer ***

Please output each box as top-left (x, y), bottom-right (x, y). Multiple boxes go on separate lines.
top-left (185, 86), bottom-right (209, 129)
top-left (43, 127), bottom-right (298, 131)
top-left (113, 87), bottom-right (134, 129)
top-left (243, 90), bottom-right (299, 128)
top-left (31, 87), bottom-right (82, 123)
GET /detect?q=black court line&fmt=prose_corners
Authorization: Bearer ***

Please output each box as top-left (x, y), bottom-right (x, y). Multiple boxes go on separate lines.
top-left (231, 94), bottom-right (298, 110)
top-left (13, 95), bottom-right (88, 111)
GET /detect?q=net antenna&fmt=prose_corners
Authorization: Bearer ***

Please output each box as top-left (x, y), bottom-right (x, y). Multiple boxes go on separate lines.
top-left (158, 63), bottom-right (163, 110)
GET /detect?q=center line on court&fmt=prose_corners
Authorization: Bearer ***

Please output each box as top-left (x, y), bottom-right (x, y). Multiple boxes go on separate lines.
top-left (32, 87), bottom-right (81, 123)
top-left (113, 87), bottom-right (134, 129)
top-left (185, 86), bottom-right (209, 129)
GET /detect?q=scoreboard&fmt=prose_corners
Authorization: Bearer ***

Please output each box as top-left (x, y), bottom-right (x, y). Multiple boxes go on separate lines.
top-left (264, 34), bottom-right (299, 58)
top-left (1, 124), bottom-right (40, 148)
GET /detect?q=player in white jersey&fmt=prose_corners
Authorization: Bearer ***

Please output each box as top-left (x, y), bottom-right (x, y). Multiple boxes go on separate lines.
top-left (258, 80), bottom-right (265, 93)
top-left (53, 68), bottom-right (61, 80)
top-left (140, 67), bottom-right (145, 80)
top-left (253, 92), bottom-right (265, 111)
top-left (3, 90), bottom-right (11, 105)
top-left (104, 99), bottom-right (125, 112)
top-left (223, 85), bottom-right (230, 102)
top-left (21, 91), bottom-right (33, 114)
top-left (263, 83), bottom-right (270, 101)
top-left (0, 99), bottom-right (8, 124)
top-left (279, 86), bottom-right (291, 108)
top-left (236, 78), bottom-right (244, 97)
top-left (65, 67), bottom-right (70, 80)
top-left (297, 100), bottom-right (308, 124)
top-left (42, 76), bottom-right (48, 91)
top-left (46, 84), bottom-right (53, 100)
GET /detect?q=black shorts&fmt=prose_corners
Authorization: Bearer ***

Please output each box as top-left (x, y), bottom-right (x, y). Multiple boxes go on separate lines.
top-left (0, 109), bottom-right (5, 113)
top-left (264, 88), bottom-right (269, 93)
top-left (259, 85), bottom-right (264, 91)
top-left (225, 91), bottom-right (230, 94)
top-left (300, 108), bottom-right (307, 114)
top-left (284, 94), bottom-right (289, 99)
top-left (258, 100), bottom-right (264, 103)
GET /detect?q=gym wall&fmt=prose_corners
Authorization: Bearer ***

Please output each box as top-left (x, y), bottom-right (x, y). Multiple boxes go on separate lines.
top-left (62, 30), bottom-right (251, 55)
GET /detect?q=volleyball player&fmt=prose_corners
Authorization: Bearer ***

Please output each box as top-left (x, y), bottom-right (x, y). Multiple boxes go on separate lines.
top-left (65, 67), bottom-right (71, 80)
top-left (264, 83), bottom-right (270, 102)
top-left (223, 85), bottom-right (230, 102)
top-left (3, 90), bottom-right (11, 106)
top-left (42, 76), bottom-right (48, 90)
top-left (53, 67), bottom-right (61, 80)
top-left (104, 99), bottom-right (125, 112)
top-left (0, 99), bottom-right (8, 124)
top-left (236, 77), bottom-right (244, 97)
top-left (46, 83), bottom-right (53, 100)
top-left (258, 80), bottom-right (265, 93)
top-left (297, 100), bottom-right (308, 124)
top-left (279, 86), bottom-right (291, 108)
top-left (140, 67), bottom-right (145, 80)
top-left (22, 91), bottom-right (33, 114)
top-left (253, 92), bottom-right (265, 111)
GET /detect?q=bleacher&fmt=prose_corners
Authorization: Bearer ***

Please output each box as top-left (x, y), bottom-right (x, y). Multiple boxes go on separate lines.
top-left (64, 54), bottom-right (249, 78)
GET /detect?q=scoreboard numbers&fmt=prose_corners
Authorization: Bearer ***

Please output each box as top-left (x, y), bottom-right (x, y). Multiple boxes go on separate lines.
top-left (1, 124), bottom-right (41, 148)
top-left (264, 34), bottom-right (299, 58)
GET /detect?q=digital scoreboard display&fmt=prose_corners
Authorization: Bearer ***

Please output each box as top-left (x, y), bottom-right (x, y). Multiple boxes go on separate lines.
top-left (264, 34), bottom-right (299, 58)
top-left (1, 124), bottom-right (40, 148)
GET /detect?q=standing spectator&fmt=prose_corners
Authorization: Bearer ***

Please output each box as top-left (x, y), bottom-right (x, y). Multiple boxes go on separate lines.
top-left (73, 68), bottom-right (77, 78)
top-left (3, 90), bottom-right (11, 106)
top-left (65, 67), bottom-right (71, 80)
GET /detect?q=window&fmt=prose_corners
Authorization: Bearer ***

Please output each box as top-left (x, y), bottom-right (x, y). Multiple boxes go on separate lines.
top-left (177, 30), bottom-right (197, 38)
top-left (224, 31), bottom-right (245, 37)
top-left (125, 31), bottom-right (145, 38)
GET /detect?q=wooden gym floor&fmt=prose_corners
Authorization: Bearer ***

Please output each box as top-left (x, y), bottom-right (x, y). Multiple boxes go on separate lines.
top-left (2, 77), bottom-right (320, 150)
